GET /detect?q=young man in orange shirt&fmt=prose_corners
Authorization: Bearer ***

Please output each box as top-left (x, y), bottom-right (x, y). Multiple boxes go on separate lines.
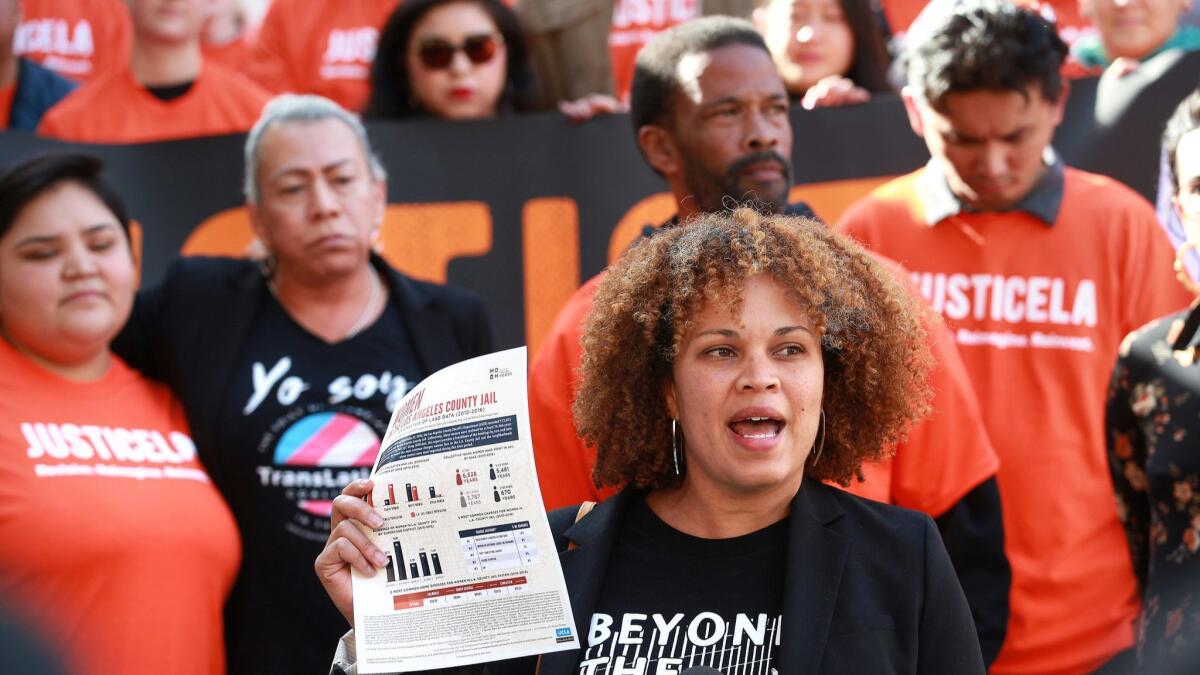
top-left (37, 0), bottom-right (268, 143)
top-left (838, 2), bottom-right (1194, 673)
top-left (243, 0), bottom-right (400, 112)
top-left (12, 0), bottom-right (131, 83)
top-left (529, 16), bottom-right (1011, 664)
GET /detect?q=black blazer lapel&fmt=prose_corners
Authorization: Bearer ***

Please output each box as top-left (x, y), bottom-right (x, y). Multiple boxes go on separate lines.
top-left (378, 259), bottom-right (462, 375)
top-left (778, 481), bottom-right (849, 673)
top-left (535, 491), bottom-right (636, 675)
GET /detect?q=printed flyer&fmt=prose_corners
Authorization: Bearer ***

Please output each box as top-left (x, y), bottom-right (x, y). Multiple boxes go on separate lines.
top-left (351, 347), bottom-right (579, 673)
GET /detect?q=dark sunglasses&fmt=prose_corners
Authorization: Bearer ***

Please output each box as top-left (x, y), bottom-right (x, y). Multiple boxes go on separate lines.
top-left (415, 33), bottom-right (503, 70)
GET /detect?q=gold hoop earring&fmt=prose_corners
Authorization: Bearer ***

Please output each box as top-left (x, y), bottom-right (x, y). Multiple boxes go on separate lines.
top-left (810, 409), bottom-right (826, 465)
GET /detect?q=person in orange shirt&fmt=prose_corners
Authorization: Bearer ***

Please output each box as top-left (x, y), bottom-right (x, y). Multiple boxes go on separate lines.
top-left (37, 0), bottom-right (269, 143)
top-left (528, 15), bottom-right (1010, 664)
top-left (12, 0), bottom-right (131, 83)
top-left (0, 153), bottom-right (239, 675)
top-left (243, 0), bottom-right (400, 111)
top-left (837, 2), bottom-right (1194, 673)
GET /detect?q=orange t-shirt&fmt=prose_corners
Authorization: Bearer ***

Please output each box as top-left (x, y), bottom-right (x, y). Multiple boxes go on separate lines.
top-left (0, 341), bottom-right (239, 675)
top-left (608, 0), bottom-right (700, 102)
top-left (527, 255), bottom-right (999, 515)
top-left (244, 0), bottom-right (401, 112)
top-left (838, 167), bottom-right (1193, 675)
top-left (13, 0), bottom-right (132, 84)
top-left (203, 32), bottom-right (252, 74)
top-left (37, 62), bottom-right (270, 143)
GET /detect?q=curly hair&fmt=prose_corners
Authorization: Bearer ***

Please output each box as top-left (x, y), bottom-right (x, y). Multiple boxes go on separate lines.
top-left (574, 208), bottom-right (934, 490)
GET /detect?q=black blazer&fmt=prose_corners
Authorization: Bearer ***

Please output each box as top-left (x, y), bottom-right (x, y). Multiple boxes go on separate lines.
top-left (340, 481), bottom-right (985, 675)
top-left (112, 254), bottom-right (494, 489)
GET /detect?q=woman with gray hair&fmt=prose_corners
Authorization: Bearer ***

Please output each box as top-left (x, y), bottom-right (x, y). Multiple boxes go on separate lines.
top-left (113, 94), bottom-right (494, 675)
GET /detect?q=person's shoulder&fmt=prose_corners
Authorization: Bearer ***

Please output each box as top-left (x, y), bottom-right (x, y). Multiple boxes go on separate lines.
top-left (1062, 166), bottom-right (1153, 213)
top-left (160, 255), bottom-right (259, 292)
top-left (822, 482), bottom-right (931, 543)
top-left (1117, 307), bottom-right (1193, 364)
top-left (37, 68), bottom-right (124, 130)
top-left (839, 170), bottom-right (926, 228)
top-left (198, 62), bottom-right (271, 106)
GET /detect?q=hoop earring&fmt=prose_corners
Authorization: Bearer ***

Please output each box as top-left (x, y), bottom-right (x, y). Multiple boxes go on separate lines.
top-left (258, 252), bottom-right (276, 279)
top-left (671, 419), bottom-right (685, 477)
top-left (810, 410), bottom-right (826, 465)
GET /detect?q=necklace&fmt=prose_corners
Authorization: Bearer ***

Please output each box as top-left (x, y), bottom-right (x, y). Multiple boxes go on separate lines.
top-left (344, 266), bottom-right (382, 339)
top-left (267, 265), bottom-right (382, 341)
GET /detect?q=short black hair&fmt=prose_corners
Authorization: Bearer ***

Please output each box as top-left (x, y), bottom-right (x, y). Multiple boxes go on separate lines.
top-left (629, 16), bottom-right (770, 130)
top-left (905, 0), bottom-right (1067, 110)
top-left (1163, 89), bottom-right (1200, 196)
top-left (364, 0), bottom-right (536, 119)
top-left (0, 154), bottom-right (130, 242)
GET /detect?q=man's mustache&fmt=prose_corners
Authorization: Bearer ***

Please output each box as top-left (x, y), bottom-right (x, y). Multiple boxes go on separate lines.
top-left (726, 151), bottom-right (793, 183)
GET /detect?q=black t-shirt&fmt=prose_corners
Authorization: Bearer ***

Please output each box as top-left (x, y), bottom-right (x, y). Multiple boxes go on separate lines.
top-left (213, 294), bottom-right (423, 675)
top-left (579, 497), bottom-right (787, 675)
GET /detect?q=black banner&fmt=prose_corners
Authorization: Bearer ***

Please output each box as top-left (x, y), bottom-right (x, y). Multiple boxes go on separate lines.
top-left (2, 61), bottom-right (1195, 354)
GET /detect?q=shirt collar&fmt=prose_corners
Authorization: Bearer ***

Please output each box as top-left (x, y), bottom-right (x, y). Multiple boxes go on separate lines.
top-left (919, 146), bottom-right (1065, 227)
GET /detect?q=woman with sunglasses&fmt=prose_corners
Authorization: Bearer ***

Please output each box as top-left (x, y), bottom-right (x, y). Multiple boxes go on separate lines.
top-left (364, 0), bottom-right (536, 120)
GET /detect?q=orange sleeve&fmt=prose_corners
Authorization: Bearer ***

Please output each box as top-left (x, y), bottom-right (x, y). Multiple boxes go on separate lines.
top-left (242, 0), bottom-right (294, 95)
top-left (839, 254), bottom-right (1000, 515)
top-left (890, 303), bottom-right (1000, 516)
top-left (528, 276), bottom-right (617, 511)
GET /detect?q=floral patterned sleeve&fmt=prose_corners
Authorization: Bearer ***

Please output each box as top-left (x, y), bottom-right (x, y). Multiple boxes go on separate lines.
top-left (1106, 347), bottom-right (1151, 593)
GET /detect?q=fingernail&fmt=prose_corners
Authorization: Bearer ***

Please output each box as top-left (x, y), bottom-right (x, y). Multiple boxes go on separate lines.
top-left (368, 512), bottom-right (384, 528)
top-left (373, 550), bottom-right (388, 567)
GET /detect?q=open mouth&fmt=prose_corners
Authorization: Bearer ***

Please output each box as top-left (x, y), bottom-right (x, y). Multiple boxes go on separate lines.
top-left (729, 416), bottom-right (785, 439)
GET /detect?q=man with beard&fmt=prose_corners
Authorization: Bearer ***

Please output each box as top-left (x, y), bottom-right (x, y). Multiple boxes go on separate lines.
top-left (527, 16), bottom-right (1011, 664)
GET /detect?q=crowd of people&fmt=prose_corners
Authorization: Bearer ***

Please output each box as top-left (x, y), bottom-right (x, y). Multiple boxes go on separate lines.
top-left (0, 0), bottom-right (1199, 674)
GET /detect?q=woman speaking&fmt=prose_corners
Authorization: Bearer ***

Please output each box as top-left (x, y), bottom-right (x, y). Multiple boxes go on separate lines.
top-left (318, 208), bottom-right (985, 674)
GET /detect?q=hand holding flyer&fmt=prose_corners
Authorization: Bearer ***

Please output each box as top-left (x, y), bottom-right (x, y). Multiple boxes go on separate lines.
top-left (351, 347), bottom-right (579, 673)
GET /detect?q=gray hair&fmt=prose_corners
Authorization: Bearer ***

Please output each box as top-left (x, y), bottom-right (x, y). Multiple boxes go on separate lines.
top-left (243, 94), bottom-right (388, 204)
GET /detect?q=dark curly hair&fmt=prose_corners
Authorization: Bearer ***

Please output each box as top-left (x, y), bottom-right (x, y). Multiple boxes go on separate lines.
top-left (363, 0), bottom-right (536, 119)
top-left (1163, 89), bottom-right (1200, 197)
top-left (904, 0), bottom-right (1067, 111)
top-left (574, 208), bottom-right (934, 490)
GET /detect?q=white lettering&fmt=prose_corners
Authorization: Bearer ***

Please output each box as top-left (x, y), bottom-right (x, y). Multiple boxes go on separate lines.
top-left (246, 358), bottom-right (292, 414)
top-left (22, 423), bottom-right (44, 458)
top-left (651, 613), bottom-right (685, 645)
top-left (732, 613), bottom-right (768, 645)
top-left (1049, 279), bottom-right (1071, 324)
top-left (944, 273), bottom-right (970, 320)
top-left (1073, 280), bottom-right (1098, 327)
top-left (611, 656), bottom-right (646, 675)
top-left (588, 613), bottom-right (614, 647)
top-left (687, 612), bottom-right (726, 647)
top-left (618, 613), bottom-right (647, 645)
